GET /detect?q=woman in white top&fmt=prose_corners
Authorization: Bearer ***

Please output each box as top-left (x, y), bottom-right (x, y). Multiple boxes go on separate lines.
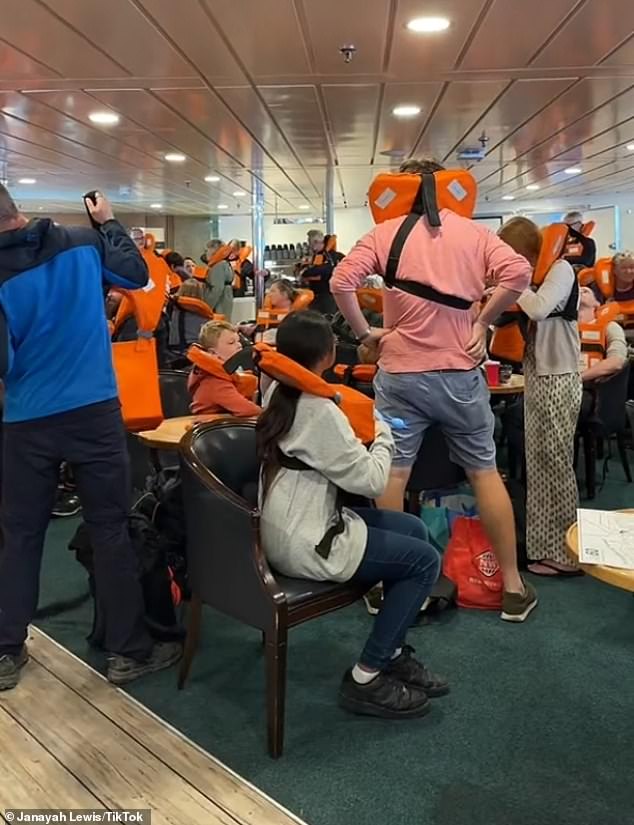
top-left (499, 218), bottom-right (582, 576)
top-left (256, 311), bottom-right (446, 719)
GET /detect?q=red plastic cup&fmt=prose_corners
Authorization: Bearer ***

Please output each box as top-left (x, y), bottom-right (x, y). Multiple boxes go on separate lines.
top-left (485, 360), bottom-right (501, 386)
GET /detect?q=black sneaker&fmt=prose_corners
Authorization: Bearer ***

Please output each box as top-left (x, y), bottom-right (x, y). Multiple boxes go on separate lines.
top-left (51, 491), bottom-right (81, 518)
top-left (338, 668), bottom-right (431, 719)
top-left (363, 585), bottom-right (383, 615)
top-left (0, 646), bottom-right (29, 691)
top-left (501, 579), bottom-right (538, 623)
top-left (106, 641), bottom-right (182, 686)
top-left (385, 645), bottom-right (450, 697)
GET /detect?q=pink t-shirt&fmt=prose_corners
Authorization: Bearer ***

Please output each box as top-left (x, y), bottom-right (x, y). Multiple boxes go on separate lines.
top-left (331, 210), bottom-right (531, 373)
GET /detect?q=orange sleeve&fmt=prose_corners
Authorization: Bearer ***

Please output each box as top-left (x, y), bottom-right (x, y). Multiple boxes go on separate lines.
top-left (215, 383), bottom-right (261, 416)
top-left (191, 374), bottom-right (260, 416)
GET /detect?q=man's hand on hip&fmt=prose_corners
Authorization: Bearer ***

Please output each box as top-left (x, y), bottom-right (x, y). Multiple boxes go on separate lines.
top-left (465, 320), bottom-right (488, 363)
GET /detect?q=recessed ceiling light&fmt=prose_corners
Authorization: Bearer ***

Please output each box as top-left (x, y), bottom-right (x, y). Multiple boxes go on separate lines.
top-left (406, 16), bottom-right (450, 33)
top-left (626, 143), bottom-right (634, 151)
top-left (89, 111), bottom-right (119, 125)
top-left (392, 105), bottom-right (422, 118)
top-left (232, 190), bottom-right (246, 197)
top-left (150, 203), bottom-right (163, 209)
top-left (204, 175), bottom-right (220, 182)
top-left (164, 153), bottom-right (186, 162)
top-left (298, 204), bottom-right (310, 210)
top-left (526, 184), bottom-right (540, 191)
top-left (18, 177), bottom-right (36, 184)
top-left (502, 195), bottom-right (515, 201)
top-left (564, 167), bottom-right (582, 175)
top-left (217, 204), bottom-right (228, 210)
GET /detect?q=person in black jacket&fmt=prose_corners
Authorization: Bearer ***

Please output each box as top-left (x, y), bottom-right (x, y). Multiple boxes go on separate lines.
top-left (0, 186), bottom-right (181, 691)
top-left (563, 211), bottom-right (597, 270)
top-left (298, 231), bottom-right (344, 315)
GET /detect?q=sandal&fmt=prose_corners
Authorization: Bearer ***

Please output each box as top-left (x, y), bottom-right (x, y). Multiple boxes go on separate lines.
top-left (528, 560), bottom-right (584, 578)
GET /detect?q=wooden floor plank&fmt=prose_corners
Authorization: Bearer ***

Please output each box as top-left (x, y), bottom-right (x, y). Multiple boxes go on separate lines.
top-left (0, 657), bottom-right (240, 825)
top-left (29, 629), bottom-right (302, 825)
top-left (0, 706), bottom-right (102, 809)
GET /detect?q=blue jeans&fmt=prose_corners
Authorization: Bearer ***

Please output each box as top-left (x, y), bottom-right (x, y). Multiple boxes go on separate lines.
top-left (350, 508), bottom-right (441, 670)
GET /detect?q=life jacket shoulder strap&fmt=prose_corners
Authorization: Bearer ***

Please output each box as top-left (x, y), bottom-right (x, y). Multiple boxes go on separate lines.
top-left (384, 209), bottom-right (472, 311)
top-left (275, 447), bottom-right (345, 560)
top-left (547, 278), bottom-right (579, 322)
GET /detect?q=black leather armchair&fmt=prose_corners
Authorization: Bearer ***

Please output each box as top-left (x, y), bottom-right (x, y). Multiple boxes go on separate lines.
top-left (178, 419), bottom-right (367, 758)
top-left (576, 364), bottom-right (632, 499)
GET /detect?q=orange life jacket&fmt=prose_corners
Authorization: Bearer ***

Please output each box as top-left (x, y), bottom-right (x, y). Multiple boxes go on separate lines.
top-left (369, 169), bottom-right (477, 225)
top-left (111, 288), bottom-right (163, 432)
top-left (356, 288), bottom-right (383, 314)
top-left (256, 289), bottom-right (314, 330)
top-left (194, 245), bottom-right (233, 281)
top-left (367, 169), bottom-right (478, 310)
top-left (174, 296), bottom-right (224, 322)
top-left (187, 345), bottom-right (258, 400)
top-left (333, 364), bottom-right (377, 384)
top-left (578, 258), bottom-right (634, 325)
top-left (565, 220), bottom-right (595, 259)
top-left (231, 245), bottom-right (252, 290)
top-left (489, 223), bottom-right (572, 364)
top-left (253, 343), bottom-right (375, 444)
top-left (579, 303), bottom-right (623, 370)
top-left (111, 237), bottom-right (169, 339)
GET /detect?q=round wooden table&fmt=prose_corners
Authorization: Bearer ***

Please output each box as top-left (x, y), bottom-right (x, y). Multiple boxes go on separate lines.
top-left (488, 374), bottom-right (525, 395)
top-left (566, 510), bottom-right (634, 592)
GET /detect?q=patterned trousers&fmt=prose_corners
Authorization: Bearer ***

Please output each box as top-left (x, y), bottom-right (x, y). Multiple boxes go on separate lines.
top-left (524, 347), bottom-right (582, 564)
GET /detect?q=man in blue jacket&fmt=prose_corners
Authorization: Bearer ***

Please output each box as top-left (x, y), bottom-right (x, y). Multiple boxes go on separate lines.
top-left (0, 186), bottom-right (181, 690)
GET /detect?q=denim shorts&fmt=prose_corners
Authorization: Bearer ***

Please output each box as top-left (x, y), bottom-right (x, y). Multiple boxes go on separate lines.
top-left (373, 368), bottom-right (496, 471)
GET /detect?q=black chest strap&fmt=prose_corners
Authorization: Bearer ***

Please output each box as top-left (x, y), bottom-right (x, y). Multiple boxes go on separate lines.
top-left (277, 449), bottom-right (345, 560)
top-left (383, 174), bottom-right (473, 311)
top-left (547, 278), bottom-right (579, 322)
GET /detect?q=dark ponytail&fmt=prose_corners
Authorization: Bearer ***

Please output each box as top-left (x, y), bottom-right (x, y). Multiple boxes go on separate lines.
top-left (256, 311), bottom-right (335, 499)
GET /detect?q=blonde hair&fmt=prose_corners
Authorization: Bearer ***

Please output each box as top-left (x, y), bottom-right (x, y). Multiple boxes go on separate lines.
top-left (177, 279), bottom-right (204, 299)
top-left (613, 251), bottom-right (634, 266)
top-left (498, 217), bottom-right (542, 265)
top-left (199, 320), bottom-right (235, 350)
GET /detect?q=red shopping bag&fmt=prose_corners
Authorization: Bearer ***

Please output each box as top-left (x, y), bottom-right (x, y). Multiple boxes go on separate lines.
top-left (442, 516), bottom-right (503, 610)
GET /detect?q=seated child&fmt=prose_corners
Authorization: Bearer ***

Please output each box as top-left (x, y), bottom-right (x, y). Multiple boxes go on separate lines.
top-left (188, 321), bottom-right (261, 417)
top-left (256, 311), bottom-right (446, 720)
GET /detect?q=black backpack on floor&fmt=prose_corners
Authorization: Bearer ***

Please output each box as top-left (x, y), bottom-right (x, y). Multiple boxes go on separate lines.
top-left (66, 468), bottom-right (188, 645)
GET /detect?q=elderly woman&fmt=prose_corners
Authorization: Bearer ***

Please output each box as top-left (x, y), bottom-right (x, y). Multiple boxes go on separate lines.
top-left (202, 239), bottom-right (234, 319)
top-left (613, 251), bottom-right (634, 302)
top-left (499, 217), bottom-right (582, 577)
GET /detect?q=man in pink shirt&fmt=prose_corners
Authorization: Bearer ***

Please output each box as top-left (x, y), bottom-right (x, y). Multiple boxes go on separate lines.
top-left (331, 158), bottom-right (537, 622)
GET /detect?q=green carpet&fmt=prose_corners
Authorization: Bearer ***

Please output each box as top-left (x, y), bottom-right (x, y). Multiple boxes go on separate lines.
top-left (36, 460), bottom-right (634, 825)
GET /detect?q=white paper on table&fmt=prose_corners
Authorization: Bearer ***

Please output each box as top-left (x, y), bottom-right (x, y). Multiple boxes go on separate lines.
top-left (577, 509), bottom-right (634, 569)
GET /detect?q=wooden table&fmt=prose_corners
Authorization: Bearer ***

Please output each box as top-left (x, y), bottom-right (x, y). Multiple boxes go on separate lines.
top-left (566, 510), bottom-right (634, 592)
top-left (136, 415), bottom-right (230, 450)
top-left (488, 374), bottom-right (525, 395)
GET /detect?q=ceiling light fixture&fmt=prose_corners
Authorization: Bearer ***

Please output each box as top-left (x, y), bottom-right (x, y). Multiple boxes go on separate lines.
top-left (298, 204), bottom-right (310, 210)
top-left (406, 16), bottom-right (450, 33)
top-left (217, 204), bottom-right (228, 209)
top-left (150, 203), bottom-right (163, 209)
top-left (501, 195), bottom-right (515, 201)
top-left (564, 167), bottom-right (582, 175)
top-left (205, 175), bottom-right (220, 182)
top-left (626, 143), bottom-right (634, 151)
top-left (526, 184), bottom-right (540, 191)
top-left (164, 153), bottom-right (186, 162)
top-left (89, 111), bottom-right (120, 125)
top-left (18, 177), bottom-right (36, 184)
top-left (232, 190), bottom-right (246, 197)
top-left (393, 105), bottom-right (422, 118)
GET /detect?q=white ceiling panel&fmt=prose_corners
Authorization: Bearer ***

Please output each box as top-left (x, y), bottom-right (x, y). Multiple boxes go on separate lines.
top-left (460, 0), bottom-right (580, 69)
top-left (0, 0), bottom-right (632, 215)
top-left (531, 0), bottom-right (634, 68)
